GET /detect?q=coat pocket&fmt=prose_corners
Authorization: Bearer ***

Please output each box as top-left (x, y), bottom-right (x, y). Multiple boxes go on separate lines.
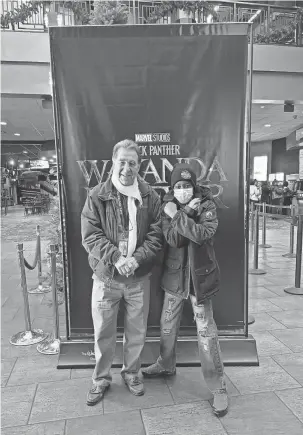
top-left (161, 259), bottom-right (182, 292)
top-left (195, 262), bottom-right (220, 293)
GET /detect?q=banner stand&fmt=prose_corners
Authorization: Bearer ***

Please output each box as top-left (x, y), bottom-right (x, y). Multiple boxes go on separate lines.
top-left (50, 22), bottom-right (259, 369)
top-left (57, 336), bottom-right (259, 369)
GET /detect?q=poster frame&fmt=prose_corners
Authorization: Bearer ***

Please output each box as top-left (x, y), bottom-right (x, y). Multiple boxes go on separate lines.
top-left (49, 22), bottom-right (259, 366)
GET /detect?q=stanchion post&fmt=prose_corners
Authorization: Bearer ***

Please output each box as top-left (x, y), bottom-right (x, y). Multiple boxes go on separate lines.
top-left (282, 205), bottom-right (296, 258)
top-left (284, 214), bottom-right (303, 295)
top-left (37, 244), bottom-right (60, 355)
top-left (37, 225), bottom-right (48, 282)
top-left (259, 202), bottom-right (271, 248)
top-left (28, 226), bottom-right (51, 294)
top-left (250, 202), bottom-right (255, 243)
top-left (10, 243), bottom-right (47, 346)
top-left (249, 208), bottom-right (266, 275)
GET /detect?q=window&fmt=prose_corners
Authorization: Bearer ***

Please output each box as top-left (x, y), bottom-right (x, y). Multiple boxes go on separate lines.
top-left (253, 156), bottom-right (268, 181)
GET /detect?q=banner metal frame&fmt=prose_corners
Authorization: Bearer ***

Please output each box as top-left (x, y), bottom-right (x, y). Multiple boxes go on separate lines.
top-left (49, 22), bottom-right (260, 367)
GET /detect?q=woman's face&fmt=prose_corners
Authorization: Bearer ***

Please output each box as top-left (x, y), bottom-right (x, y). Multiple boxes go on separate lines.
top-left (173, 180), bottom-right (194, 204)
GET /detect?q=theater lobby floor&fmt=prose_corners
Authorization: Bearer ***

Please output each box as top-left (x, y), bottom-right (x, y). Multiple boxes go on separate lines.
top-left (1, 206), bottom-right (303, 434)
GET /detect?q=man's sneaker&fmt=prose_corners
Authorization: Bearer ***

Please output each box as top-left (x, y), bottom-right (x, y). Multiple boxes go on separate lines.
top-left (212, 388), bottom-right (228, 417)
top-left (86, 384), bottom-right (110, 406)
top-left (141, 361), bottom-right (176, 378)
top-left (122, 373), bottom-right (145, 396)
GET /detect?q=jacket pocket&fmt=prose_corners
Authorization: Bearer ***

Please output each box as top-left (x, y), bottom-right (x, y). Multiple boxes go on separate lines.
top-left (161, 259), bottom-right (182, 292)
top-left (88, 256), bottom-right (100, 272)
top-left (195, 262), bottom-right (220, 293)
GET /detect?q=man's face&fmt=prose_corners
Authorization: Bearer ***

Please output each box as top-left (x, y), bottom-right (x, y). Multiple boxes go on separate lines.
top-left (112, 148), bottom-right (140, 186)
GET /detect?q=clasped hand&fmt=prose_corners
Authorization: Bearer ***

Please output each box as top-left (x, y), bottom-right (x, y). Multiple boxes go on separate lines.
top-left (115, 256), bottom-right (138, 277)
top-left (164, 202), bottom-right (177, 218)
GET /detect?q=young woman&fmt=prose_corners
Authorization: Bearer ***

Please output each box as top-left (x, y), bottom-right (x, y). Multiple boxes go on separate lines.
top-left (142, 163), bottom-right (228, 417)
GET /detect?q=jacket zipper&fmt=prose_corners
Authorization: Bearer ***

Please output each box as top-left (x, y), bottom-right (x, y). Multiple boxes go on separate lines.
top-left (185, 245), bottom-right (191, 299)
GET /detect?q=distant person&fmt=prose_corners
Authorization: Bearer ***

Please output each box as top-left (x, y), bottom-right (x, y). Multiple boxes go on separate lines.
top-left (282, 181), bottom-right (293, 216)
top-left (261, 181), bottom-right (271, 204)
top-left (81, 139), bottom-right (162, 406)
top-left (271, 180), bottom-right (284, 216)
top-left (249, 179), bottom-right (261, 205)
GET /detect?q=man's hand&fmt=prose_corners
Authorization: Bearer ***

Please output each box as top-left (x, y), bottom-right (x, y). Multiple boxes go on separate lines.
top-left (114, 256), bottom-right (139, 276)
top-left (187, 198), bottom-right (201, 210)
top-left (126, 257), bottom-right (139, 275)
top-left (114, 256), bottom-right (127, 275)
top-left (164, 202), bottom-right (178, 219)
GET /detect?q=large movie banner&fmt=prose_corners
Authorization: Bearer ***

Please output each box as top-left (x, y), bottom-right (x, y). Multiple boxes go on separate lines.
top-left (50, 24), bottom-right (249, 338)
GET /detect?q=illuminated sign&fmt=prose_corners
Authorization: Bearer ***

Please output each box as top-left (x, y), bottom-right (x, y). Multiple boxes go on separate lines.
top-left (30, 160), bottom-right (49, 169)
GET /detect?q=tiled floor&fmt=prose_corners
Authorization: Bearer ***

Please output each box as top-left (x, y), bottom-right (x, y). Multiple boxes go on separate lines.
top-left (1, 207), bottom-right (303, 434)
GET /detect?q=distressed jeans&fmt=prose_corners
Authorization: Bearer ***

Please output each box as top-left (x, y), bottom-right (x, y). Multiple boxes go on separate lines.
top-left (91, 275), bottom-right (150, 386)
top-left (158, 292), bottom-right (226, 393)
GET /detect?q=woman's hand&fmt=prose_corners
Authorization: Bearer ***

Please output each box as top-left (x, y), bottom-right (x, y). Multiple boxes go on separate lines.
top-left (187, 198), bottom-right (201, 210)
top-left (164, 202), bottom-right (178, 218)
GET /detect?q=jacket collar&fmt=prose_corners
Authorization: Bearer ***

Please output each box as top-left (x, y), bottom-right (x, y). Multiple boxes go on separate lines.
top-left (97, 176), bottom-right (150, 201)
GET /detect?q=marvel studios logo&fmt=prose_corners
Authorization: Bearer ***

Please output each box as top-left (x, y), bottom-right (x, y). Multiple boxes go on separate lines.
top-left (135, 133), bottom-right (171, 143)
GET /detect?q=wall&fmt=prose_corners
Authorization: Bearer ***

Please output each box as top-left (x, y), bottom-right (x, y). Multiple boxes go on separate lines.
top-left (1, 31), bottom-right (303, 101)
top-left (271, 137), bottom-right (300, 175)
top-left (250, 140), bottom-right (272, 178)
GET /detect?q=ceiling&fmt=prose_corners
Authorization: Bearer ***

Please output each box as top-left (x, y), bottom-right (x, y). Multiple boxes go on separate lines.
top-left (1, 97), bottom-right (303, 159)
top-left (251, 103), bottom-right (303, 142)
top-left (1, 97), bottom-right (54, 143)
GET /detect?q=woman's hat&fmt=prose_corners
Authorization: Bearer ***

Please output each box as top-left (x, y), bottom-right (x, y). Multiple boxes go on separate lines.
top-left (170, 163), bottom-right (196, 188)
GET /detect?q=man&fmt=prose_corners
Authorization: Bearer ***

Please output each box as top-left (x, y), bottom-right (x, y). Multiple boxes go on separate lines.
top-left (271, 179), bottom-right (284, 217)
top-left (142, 163), bottom-right (228, 417)
top-left (249, 179), bottom-right (261, 205)
top-left (81, 139), bottom-right (162, 406)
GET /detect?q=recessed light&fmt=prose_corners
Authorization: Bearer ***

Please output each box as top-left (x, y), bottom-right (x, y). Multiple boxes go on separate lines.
top-left (264, 124), bottom-right (271, 127)
top-left (1, 121), bottom-right (7, 125)
top-left (14, 133), bottom-right (20, 136)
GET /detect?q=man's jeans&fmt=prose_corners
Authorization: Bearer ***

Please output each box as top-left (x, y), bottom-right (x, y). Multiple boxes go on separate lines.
top-left (158, 292), bottom-right (225, 393)
top-left (91, 275), bottom-right (150, 387)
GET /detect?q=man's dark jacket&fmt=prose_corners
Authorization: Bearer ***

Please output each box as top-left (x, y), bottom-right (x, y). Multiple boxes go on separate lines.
top-left (81, 177), bottom-right (162, 283)
top-left (161, 185), bottom-right (220, 304)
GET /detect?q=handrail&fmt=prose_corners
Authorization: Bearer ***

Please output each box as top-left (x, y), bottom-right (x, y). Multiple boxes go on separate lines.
top-left (1, 0), bottom-right (302, 47)
top-left (210, 1), bottom-right (300, 12)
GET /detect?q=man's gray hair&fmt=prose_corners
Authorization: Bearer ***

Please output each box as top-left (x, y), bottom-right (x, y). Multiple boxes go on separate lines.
top-left (112, 139), bottom-right (141, 163)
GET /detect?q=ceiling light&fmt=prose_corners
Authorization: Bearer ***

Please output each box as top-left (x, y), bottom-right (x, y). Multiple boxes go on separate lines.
top-left (14, 133), bottom-right (20, 136)
top-left (41, 157), bottom-right (46, 160)
top-left (1, 121), bottom-right (7, 125)
top-left (264, 124), bottom-right (271, 127)
top-left (9, 160), bottom-right (15, 165)
top-left (261, 106), bottom-right (265, 109)
top-left (23, 151), bottom-right (28, 154)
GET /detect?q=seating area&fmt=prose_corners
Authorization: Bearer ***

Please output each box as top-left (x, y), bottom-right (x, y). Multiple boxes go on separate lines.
top-left (22, 194), bottom-right (51, 216)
